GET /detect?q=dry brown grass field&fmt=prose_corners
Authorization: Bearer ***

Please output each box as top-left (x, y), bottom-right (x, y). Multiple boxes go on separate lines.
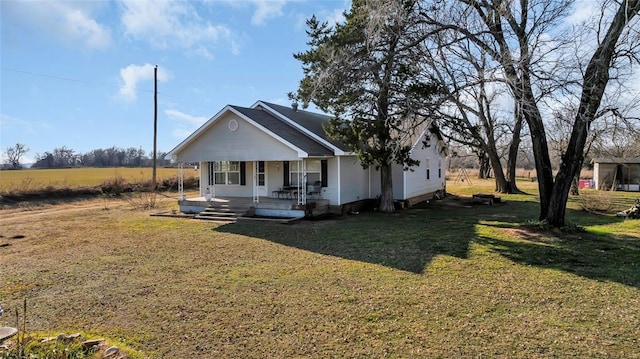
top-left (0, 167), bottom-right (198, 194)
top-left (1, 177), bottom-right (638, 358)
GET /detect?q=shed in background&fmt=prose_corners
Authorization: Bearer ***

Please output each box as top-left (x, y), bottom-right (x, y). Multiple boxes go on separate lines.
top-left (592, 157), bottom-right (640, 192)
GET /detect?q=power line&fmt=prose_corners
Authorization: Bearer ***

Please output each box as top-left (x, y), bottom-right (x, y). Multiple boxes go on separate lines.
top-left (1, 66), bottom-right (108, 88)
top-left (0, 66), bottom-right (222, 112)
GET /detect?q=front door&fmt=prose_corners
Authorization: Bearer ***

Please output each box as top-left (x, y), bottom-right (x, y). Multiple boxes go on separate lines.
top-left (256, 161), bottom-right (267, 197)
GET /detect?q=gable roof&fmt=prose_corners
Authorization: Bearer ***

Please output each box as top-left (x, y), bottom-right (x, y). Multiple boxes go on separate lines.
top-left (255, 101), bottom-right (348, 153)
top-left (166, 101), bottom-right (346, 160)
top-left (230, 105), bottom-right (335, 156)
top-left (592, 157), bottom-right (640, 164)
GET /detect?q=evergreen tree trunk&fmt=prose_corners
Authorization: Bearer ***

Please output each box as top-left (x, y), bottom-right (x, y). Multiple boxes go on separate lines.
top-left (379, 163), bottom-right (395, 212)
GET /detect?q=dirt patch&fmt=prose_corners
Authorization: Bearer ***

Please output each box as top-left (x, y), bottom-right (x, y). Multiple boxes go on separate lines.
top-left (505, 227), bottom-right (545, 241)
top-left (0, 192), bottom-right (189, 225)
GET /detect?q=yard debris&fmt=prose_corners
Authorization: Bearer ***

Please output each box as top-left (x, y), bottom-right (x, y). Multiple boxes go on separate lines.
top-left (0, 327), bottom-right (18, 343)
top-left (472, 193), bottom-right (503, 205)
top-left (104, 345), bottom-right (124, 358)
top-left (616, 199), bottom-right (640, 219)
top-left (81, 338), bottom-right (106, 350)
top-left (1, 332), bottom-right (126, 358)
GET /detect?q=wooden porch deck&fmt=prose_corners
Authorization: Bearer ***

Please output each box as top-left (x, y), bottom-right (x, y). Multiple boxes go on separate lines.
top-left (178, 196), bottom-right (330, 218)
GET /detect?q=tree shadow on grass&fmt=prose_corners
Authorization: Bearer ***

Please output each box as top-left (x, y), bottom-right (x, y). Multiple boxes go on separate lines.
top-left (215, 196), bottom-right (639, 281)
top-left (215, 202), bottom-right (480, 274)
top-left (477, 217), bottom-right (640, 288)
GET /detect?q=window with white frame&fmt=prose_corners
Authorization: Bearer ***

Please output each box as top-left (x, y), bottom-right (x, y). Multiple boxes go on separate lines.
top-left (209, 161), bottom-right (240, 185)
top-left (290, 160), bottom-right (321, 185)
top-left (257, 161), bottom-right (265, 186)
top-left (425, 158), bottom-right (431, 180)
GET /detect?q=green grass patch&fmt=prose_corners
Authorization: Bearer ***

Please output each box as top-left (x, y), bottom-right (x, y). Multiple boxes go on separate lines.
top-left (1, 179), bottom-right (638, 357)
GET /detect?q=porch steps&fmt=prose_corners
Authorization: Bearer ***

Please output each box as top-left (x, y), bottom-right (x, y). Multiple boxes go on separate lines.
top-left (195, 204), bottom-right (246, 222)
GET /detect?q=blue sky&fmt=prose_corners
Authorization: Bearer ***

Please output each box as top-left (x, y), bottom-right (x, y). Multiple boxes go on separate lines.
top-left (0, 0), bottom-right (349, 163)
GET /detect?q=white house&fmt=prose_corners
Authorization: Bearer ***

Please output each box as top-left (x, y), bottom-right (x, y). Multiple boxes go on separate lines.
top-left (166, 101), bottom-right (448, 217)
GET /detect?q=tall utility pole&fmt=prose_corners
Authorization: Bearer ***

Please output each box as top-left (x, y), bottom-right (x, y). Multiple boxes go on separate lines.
top-left (152, 64), bottom-right (158, 191)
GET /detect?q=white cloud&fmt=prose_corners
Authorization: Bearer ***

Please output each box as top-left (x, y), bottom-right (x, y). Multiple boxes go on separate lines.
top-left (566, 0), bottom-right (596, 25)
top-left (195, 46), bottom-right (215, 60)
top-left (293, 12), bottom-right (308, 31)
top-left (118, 64), bottom-right (170, 102)
top-left (294, 5), bottom-right (347, 32)
top-left (0, 113), bottom-right (44, 136)
top-left (251, 0), bottom-right (286, 26)
top-left (268, 97), bottom-right (289, 106)
top-left (119, 0), bottom-right (238, 57)
top-left (172, 128), bottom-right (194, 139)
top-left (2, 1), bottom-right (110, 49)
top-left (322, 7), bottom-right (346, 27)
top-left (218, 0), bottom-right (287, 26)
top-left (165, 109), bottom-right (208, 139)
top-left (165, 109), bottom-right (208, 127)
top-left (63, 7), bottom-right (111, 48)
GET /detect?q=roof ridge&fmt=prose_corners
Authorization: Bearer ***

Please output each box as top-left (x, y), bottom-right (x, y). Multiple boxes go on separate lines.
top-left (253, 101), bottom-right (347, 154)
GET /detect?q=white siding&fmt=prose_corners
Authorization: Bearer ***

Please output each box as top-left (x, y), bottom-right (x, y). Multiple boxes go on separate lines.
top-left (318, 157), bottom-right (339, 204)
top-left (402, 136), bottom-right (446, 200)
top-left (392, 162), bottom-right (405, 200)
top-left (175, 112), bottom-right (299, 162)
top-left (389, 133), bottom-right (447, 201)
top-left (339, 155), bottom-right (371, 205)
top-left (267, 161), bottom-right (283, 193)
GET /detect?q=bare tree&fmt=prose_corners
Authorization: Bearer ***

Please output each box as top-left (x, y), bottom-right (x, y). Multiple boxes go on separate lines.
top-left (421, 0), bottom-right (640, 226)
top-left (425, 32), bottom-right (524, 192)
top-left (590, 108), bottom-right (640, 158)
top-left (4, 143), bottom-right (29, 169)
top-left (548, 0), bottom-right (640, 225)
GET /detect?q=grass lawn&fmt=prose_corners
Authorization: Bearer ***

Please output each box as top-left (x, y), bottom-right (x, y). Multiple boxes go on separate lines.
top-left (1, 179), bottom-right (638, 358)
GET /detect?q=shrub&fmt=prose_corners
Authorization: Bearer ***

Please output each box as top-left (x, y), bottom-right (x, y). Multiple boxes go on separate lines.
top-left (125, 191), bottom-right (157, 210)
top-left (576, 190), bottom-right (615, 213)
top-left (99, 175), bottom-right (129, 196)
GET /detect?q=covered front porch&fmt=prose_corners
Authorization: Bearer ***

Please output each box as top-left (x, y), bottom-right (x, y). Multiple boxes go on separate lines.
top-left (178, 194), bottom-right (331, 219)
top-left (174, 158), bottom-right (330, 208)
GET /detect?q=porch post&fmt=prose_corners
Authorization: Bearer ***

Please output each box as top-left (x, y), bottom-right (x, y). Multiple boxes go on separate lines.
top-left (205, 161), bottom-right (215, 201)
top-left (178, 162), bottom-right (185, 200)
top-left (297, 159), bottom-right (306, 205)
top-left (253, 161), bottom-right (259, 203)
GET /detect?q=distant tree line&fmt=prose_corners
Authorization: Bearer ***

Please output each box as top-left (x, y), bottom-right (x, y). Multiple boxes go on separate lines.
top-left (32, 146), bottom-right (171, 168)
top-left (28, 146), bottom-right (171, 169)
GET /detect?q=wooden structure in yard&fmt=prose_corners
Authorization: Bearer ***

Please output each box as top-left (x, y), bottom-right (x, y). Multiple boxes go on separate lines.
top-left (592, 157), bottom-right (640, 192)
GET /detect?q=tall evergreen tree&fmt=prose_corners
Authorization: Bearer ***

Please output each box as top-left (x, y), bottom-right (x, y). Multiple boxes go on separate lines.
top-left (292, 0), bottom-right (442, 212)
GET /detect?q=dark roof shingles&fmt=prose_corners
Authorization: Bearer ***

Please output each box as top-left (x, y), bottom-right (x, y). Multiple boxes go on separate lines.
top-left (230, 106), bottom-right (335, 156)
top-left (260, 102), bottom-right (349, 151)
